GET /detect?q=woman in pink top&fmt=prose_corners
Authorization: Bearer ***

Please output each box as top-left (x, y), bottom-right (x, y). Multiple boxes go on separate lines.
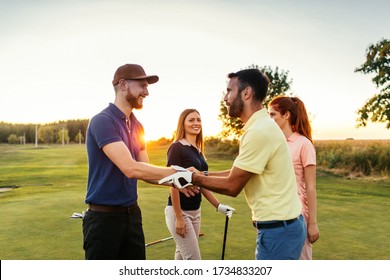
top-left (268, 96), bottom-right (320, 260)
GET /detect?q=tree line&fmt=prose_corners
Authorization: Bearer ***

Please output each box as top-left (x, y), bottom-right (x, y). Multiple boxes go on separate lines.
top-left (0, 119), bottom-right (89, 144)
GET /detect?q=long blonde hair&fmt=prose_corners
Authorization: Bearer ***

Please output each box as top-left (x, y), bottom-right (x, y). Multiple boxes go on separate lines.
top-left (173, 109), bottom-right (204, 154)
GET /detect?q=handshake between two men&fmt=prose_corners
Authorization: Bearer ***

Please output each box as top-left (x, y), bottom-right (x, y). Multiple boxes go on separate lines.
top-left (159, 165), bottom-right (235, 219)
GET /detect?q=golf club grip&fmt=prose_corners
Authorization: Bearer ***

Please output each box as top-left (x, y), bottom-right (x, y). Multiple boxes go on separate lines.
top-left (145, 236), bottom-right (173, 247)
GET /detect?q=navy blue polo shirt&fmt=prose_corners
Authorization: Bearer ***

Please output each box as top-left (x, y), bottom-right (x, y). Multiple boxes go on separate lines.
top-left (166, 141), bottom-right (208, 210)
top-left (85, 103), bottom-right (145, 206)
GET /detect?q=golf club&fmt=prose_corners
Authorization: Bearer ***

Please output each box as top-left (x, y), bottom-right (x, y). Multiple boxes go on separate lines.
top-left (145, 236), bottom-right (173, 247)
top-left (221, 215), bottom-right (229, 260)
top-left (145, 232), bottom-right (204, 247)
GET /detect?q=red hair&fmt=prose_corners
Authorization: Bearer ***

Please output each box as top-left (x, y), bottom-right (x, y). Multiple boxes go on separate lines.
top-left (269, 96), bottom-right (313, 143)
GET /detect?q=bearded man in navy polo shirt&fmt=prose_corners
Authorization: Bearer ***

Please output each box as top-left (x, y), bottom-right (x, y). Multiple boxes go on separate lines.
top-left (83, 64), bottom-right (195, 260)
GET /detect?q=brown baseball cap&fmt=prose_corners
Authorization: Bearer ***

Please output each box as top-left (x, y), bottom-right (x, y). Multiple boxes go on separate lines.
top-left (112, 64), bottom-right (159, 86)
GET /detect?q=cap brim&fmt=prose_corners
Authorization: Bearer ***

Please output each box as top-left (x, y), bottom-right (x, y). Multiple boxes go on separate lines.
top-left (147, 75), bottom-right (159, 84)
top-left (133, 75), bottom-right (159, 84)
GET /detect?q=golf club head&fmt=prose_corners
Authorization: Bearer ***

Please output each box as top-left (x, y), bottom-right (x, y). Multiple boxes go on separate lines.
top-left (70, 212), bottom-right (84, 219)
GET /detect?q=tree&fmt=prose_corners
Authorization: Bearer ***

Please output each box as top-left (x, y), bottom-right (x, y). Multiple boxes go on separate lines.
top-left (57, 128), bottom-right (70, 144)
top-left (66, 119), bottom-right (89, 143)
top-left (38, 125), bottom-right (55, 143)
top-left (7, 134), bottom-right (18, 144)
top-left (74, 130), bottom-right (84, 144)
top-left (355, 38), bottom-right (390, 129)
top-left (218, 64), bottom-right (293, 139)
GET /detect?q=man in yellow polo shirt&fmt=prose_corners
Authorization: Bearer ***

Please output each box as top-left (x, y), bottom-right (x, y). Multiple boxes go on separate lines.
top-left (161, 68), bottom-right (306, 259)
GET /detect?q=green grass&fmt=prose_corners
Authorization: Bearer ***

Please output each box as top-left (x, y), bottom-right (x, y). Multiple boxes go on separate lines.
top-left (0, 144), bottom-right (389, 260)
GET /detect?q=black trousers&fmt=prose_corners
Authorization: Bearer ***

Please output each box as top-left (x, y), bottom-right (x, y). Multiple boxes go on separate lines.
top-left (82, 204), bottom-right (145, 260)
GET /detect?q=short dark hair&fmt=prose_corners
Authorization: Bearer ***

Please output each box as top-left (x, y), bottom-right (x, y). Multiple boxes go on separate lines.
top-left (228, 69), bottom-right (269, 102)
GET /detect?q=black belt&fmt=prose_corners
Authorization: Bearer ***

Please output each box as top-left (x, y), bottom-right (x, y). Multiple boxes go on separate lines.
top-left (253, 217), bottom-right (299, 229)
top-left (88, 203), bottom-right (138, 213)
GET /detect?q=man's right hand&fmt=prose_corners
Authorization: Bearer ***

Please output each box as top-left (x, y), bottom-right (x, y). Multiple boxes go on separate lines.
top-left (159, 172), bottom-right (193, 188)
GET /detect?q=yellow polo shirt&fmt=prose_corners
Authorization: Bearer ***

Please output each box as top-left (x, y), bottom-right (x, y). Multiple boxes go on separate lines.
top-left (233, 109), bottom-right (302, 222)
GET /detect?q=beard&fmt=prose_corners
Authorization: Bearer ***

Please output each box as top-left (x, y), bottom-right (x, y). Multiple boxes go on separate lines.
top-left (228, 93), bottom-right (244, 118)
top-left (126, 93), bottom-right (143, 109)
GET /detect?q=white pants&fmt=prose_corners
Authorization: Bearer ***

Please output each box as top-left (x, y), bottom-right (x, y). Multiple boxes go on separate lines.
top-left (165, 206), bottom-right (201, 260)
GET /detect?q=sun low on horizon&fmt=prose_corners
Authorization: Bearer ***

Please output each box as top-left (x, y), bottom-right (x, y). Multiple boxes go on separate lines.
top-left (0, 0), bottom-right (389, 141)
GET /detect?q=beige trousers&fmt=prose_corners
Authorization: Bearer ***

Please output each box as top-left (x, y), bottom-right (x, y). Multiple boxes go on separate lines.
top-left (165, 206), bottom-right (201, 260)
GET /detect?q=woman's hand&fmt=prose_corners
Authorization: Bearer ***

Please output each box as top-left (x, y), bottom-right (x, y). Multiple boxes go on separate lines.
top-left (175, 216), bottom-right (186, 238)
top-left (307, 222), bottom-right (320, 243)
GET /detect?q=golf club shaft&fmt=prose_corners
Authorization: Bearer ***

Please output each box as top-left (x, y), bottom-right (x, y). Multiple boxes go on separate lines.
top-left (221, 215), bottom-right (229, 260)
top-left (145, 232), bottom-right (204, 247)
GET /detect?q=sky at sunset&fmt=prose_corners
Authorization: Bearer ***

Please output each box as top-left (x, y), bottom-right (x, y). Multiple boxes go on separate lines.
top-left (0, 0), bottom-right (389, 140)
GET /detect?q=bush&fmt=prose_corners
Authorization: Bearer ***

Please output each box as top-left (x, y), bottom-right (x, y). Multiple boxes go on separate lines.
top-left (205, 137), bottom-right (238, 159)
top-left (315, 140), bottom-right (390, 177)
top-left (206, 138), bottom-right (390, 178)
top-left (7, 134), bottom-right (18, 144)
